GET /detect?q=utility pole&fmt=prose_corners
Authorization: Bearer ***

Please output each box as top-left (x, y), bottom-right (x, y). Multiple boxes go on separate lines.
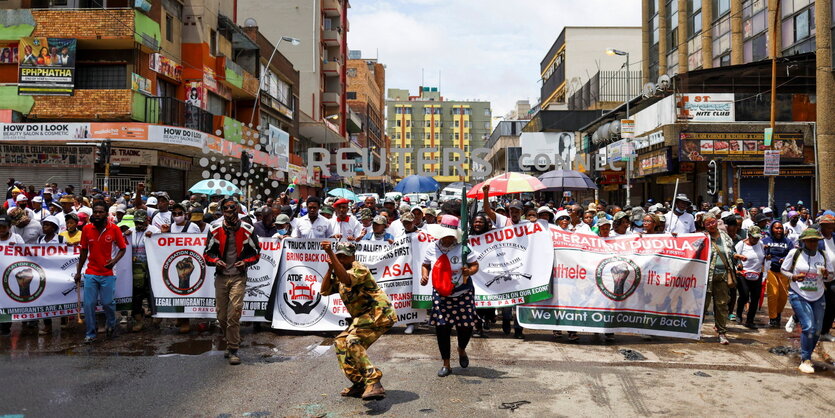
top-left (767, 0), bottom-right (780, 210)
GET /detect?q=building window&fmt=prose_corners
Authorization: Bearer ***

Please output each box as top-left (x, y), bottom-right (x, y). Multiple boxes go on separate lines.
top-left (396, 120), bottom-right (401, 127)
top-left (666, 51), bottom-right (678, 76)
top-left (346, 92), bottom-right (357, 100)
top-left (687, 0), bottom-right (702, 39)
top-left (687, 36), bottom-right (702, 70)
top-left (454, 132), bottom-right (460, 140)
top-left (743, 0), bottom-right (768, 63)
top-left (165, 14), bottom-right (174, 42)
top-left (484, 122), bottom-right (490, 129)
top-left (454, 120), bottom-right (460, 128)
top-left (666, 0), bottom-right (679, 51)
top-left (75, 64), bottom-right (127, 89)
top-left (484, 108), bottom-right (490, 117)
top-left (209, 29), bottom-right (217, 56)
top-left (712, 9), bottom-right (731, 63)
top-left (207, 92), bottom-right (226, 116)
top-left (714, 0), bottom-right (730, 16)
top-left (406, 132), bottom-right (411, 140)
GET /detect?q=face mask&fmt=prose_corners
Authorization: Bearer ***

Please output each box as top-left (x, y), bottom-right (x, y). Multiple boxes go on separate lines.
top-left (276, 229), bottom-right (287, 236)
top-left (674, 207), bottom-right (684, 215)
top-left (173, 216), bottom-right (185, 223)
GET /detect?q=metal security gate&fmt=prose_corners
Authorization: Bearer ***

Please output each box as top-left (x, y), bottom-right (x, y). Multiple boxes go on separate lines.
top-left (0, 167), bottom-right (84, 193)
top-left (152, 167), bottom-right (185, 201)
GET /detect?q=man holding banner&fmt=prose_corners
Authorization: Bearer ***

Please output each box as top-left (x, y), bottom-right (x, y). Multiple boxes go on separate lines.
top-left (320, 241), bottom-right (396, 401)
top-left (203, 198), bottom-right (261, 365)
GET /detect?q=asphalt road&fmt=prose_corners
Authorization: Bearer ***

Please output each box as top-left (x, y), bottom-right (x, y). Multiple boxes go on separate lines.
top-left (1, 315), bottom-right (834, 417)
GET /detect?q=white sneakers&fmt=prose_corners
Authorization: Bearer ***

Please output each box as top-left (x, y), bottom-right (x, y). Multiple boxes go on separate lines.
top-left (820, 333), bottom-right (835, 342)
top-left (785, 316), bottom-right (796, 333)
top-left (404, 324), bottom-right (415, 334)
top-left (798, 360), bottom-right (815, 374)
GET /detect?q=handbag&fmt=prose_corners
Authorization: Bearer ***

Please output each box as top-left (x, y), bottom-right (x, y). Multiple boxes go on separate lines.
top-left (432, 253), bottom-right (454, 297)
top-left (710, 238), bottom-right (736, 289)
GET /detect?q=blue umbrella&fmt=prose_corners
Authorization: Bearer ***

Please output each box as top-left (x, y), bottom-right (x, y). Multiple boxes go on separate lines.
top-left (328, 188), bottom-right (358, 201)
top-left (393, 175), bottom-right (440, 194)
top-left (189, 179), bottom-right (241, 196)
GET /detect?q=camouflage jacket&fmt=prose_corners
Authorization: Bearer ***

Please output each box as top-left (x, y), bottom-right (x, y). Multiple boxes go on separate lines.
top-left (321, 261), bottom-right (397, 326)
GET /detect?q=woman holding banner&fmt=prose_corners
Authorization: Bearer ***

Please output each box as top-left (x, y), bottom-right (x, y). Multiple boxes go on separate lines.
top-left (421, 215), bottom-right (480, 377)
top-left (704, 213), bottom-right (736, 345)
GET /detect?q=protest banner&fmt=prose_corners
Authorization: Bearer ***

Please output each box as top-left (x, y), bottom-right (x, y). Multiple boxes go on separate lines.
top-left (145, 234), bottom-right (280, 321)
top-left (467, 221), bottom-right (554, 307)
top-left (518, 229), bottom-right (709, 339)
top-left (355, 235), bottom-right (426, 325)
top-left (270, 238), bottom-right (348, 331)
top-left (0, 244), bottom-right (131, 322)
top-left (410, 230), bottom-right (436, 309)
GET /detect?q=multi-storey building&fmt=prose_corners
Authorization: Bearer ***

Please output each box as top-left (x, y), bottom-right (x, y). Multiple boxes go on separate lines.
top-left (346, 50), bottom-right (386, 193)
top-left (540, 27), bottom-right (643, 111)
top-left (386, 87), bottom-right (491, 184)
top-left (0, 1), bottom-right (300, 200)
top-left (237, 0), bottom-right (348, 145)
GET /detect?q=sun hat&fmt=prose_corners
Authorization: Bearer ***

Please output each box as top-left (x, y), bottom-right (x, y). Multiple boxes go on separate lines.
top-left (747, 225), bottom-right (763, 239)
top-left (798, 228), bottom-right (823, 241)
top-left (372, 215), bottom-right (388, 225)
top-left (555, 210), bottom-right (570, 220)
top-left (334, 242), bottom-right (357, 257)
top-left (42, 215), bottom-right (60, 228)
top-left (276, 214), bottom-right (291, 225)
top-left (117, 214), bottom-right (135, 229)
top-left (427, 215), bottom-right (463, 241)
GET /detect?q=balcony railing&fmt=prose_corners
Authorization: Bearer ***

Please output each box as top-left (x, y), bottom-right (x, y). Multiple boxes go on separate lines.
top-left (567, 70), bottom-right (643, 111)
top-left (145, 96), bottom-right (213, 134)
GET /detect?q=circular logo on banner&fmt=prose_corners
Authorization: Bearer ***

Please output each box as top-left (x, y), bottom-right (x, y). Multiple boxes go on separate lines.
top-left (3, 261), bottom-right (47, 303)
top-left (595, 257), bottom-right (641, 302)
top-left (162, 250), bottom-right (206, 296)
top-left (278, 265), bottom-right (328, 327)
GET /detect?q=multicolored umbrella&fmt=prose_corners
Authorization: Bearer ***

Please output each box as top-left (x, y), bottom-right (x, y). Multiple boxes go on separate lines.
top-left (466, 173), bottom-right (546, 198)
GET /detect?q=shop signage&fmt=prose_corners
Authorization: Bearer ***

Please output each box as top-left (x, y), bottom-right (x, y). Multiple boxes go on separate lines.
top-left (620, 119), bottom-right (634, 140)
top-left (634, 131), bottom-right (664, 151)
top-left (131, 73), bottom-right (152, 96)
top-left (147, 125), bottom-right (206, 148)
top-left (676, 94), bottom-right (735, 122)
top-left (636, 148), bottom-right (671, 177)
top-left (158, 152), bottom-right (191, 171)
top-left (110, 148), bottom-right (157, 166)
top-left (599, 171), bottom-right (625, 185)
top-left (17, 37), bottom-right (77, 96)
top-left (0, 123), bottom-right (90, 141)
top-left (0, 144), bottom-right (93, 168)
top-left (149, 53), bottom-right (183, 82)
top-left (679, 132), bottom-right (804, 162)
top-left (740, 167), bottom-right (814, 177)
top-left (90, 123), bottom-right (148, 140)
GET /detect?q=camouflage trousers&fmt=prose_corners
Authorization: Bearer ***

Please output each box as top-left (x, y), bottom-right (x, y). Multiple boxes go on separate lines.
top-left (335, 317), bottom-right (394, 386)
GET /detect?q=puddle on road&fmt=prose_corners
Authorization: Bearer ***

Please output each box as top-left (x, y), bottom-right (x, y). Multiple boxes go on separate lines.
top-left (166, 339), bottom-right (215, 355)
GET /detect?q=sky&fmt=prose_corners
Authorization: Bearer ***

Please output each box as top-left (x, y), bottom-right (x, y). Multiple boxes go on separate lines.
top-left (348, 0), bottom-right (642, 118)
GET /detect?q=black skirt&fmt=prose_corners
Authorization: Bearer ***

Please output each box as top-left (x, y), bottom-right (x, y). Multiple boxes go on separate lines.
top-left (429, 288), bottom-right (477, 327)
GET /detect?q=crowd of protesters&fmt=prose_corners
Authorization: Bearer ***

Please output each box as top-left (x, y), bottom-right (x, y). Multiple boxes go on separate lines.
top-left (0, 175), bottom-right (833, 375)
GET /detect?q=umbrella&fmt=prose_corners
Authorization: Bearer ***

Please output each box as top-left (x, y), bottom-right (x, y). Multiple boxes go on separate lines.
top-left (189, 179), bottom-right (241, 196)
top-left (467, 172), bottom-right (545, 198)
top-left (537, 169), bottom-right (597, 191)
top-left (393, 175), bottom-right (440, 194)
top-left (328, 188), bottom-right (358, 201)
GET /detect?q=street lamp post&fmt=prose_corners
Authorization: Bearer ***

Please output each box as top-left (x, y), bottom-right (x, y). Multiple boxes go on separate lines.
top-left (250, 36), bottom-right (301, 127)
top-left (607, 48), bottom-right (631, 206)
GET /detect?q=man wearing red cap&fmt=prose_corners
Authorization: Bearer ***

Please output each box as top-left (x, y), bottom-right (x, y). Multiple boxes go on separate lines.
top-left (332, 198), bottom-right (361, 242)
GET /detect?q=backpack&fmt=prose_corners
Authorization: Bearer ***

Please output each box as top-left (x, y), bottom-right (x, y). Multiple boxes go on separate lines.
top-left (788, 248), bottom-right (828, 272)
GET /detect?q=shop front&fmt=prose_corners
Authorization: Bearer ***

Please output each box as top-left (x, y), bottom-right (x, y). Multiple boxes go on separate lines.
top-left (0, 144), bottom-right (94, 191)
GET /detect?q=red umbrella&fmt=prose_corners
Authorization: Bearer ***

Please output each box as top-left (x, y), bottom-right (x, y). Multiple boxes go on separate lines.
top-left (467, 172), bottom-right (546, 198)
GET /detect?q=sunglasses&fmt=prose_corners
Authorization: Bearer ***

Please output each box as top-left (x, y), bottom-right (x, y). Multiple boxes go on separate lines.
top-left (222, 205), bottom-right (237, 212)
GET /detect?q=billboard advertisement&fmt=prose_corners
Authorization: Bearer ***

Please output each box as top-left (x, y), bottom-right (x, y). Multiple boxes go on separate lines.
top-left (18, 37), bottom-right (77, 96)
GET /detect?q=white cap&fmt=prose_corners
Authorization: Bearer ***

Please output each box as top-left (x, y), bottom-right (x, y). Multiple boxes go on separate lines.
top-left (42, 215), bottom-right (60, 227)
top-left (32, 196), bottom-right (43, 203)
top-left (16, 194), bottom-right (28, 202)
top-left (762, 207), bottom-right (774, 215)
top-left (146, 196), bottom-right (158, 206)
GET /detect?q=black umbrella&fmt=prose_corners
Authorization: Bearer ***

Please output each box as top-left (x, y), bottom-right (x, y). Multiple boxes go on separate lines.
top-left (537, 169), bottom-right (597, 191)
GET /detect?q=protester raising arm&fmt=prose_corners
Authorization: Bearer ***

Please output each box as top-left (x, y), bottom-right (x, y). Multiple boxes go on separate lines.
top-left (481, 185), bottom-right (498, 224)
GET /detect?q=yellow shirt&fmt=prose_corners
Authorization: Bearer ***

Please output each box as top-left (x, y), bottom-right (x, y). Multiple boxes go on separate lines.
top-left (59, 230), bottom-right (82, 245)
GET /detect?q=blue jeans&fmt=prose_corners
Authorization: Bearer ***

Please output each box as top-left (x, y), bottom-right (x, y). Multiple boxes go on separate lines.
top-left (788, 291), bottom-right (826, 361)
top-left (83, 274), bottom-right (117, 338)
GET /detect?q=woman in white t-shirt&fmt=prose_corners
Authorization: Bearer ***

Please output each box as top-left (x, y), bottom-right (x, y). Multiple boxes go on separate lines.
top-left (420, 215), bottom-right (479, 378)
top-left (781, 228), bottom-right (835, 374)
top-left (733, 225), bottom-right (766, 328)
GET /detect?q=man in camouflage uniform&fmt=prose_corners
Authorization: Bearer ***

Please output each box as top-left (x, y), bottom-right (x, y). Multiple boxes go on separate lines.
top-left (320, 241), bottom-right (397, 401)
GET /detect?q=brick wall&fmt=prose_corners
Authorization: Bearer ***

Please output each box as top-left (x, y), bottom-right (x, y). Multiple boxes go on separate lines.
top-left (30, 90), bottom-right (133, 120)
top-left (32, 9), bottom-right (134, 39)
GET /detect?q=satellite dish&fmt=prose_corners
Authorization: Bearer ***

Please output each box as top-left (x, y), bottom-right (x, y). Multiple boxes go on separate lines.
top-left (591, 131), bottom-right (600, 144)
top-left (244, 18), bottom-right (258, 27)
top-left (608, 120), bottom-right (621, 137)
top-left (598, 123), bottom-right (611, 141)
top-left (642, 82), bottom-right (656, 99)
top-left (657, 74), bottom-right (671, 90)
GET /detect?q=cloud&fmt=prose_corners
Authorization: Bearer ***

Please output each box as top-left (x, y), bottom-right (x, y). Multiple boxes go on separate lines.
top-left (348, 0), bottom-right (642, 117)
